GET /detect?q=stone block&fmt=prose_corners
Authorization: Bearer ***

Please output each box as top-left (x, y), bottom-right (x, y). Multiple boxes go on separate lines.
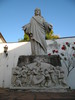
top-left (11, 55), bottom-right (69, 92)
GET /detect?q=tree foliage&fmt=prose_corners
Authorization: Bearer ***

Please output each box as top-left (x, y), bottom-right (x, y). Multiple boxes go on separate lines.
top-left (46, 30), bottom-right (59, 40)
top-left (19, 33), bottom-right (29, 42)
top-left (19, 30), bottom-right (59, 42)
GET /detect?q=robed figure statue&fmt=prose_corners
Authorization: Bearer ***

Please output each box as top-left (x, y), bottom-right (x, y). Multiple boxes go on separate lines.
top-left (22, 8), bottom-right (52, 55)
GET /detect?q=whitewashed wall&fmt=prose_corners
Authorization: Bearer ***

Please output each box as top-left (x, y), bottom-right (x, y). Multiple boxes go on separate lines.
top-left (0, 37), bottom-right (75, 89)
top-left (0, 42), bottom-right (31, 88)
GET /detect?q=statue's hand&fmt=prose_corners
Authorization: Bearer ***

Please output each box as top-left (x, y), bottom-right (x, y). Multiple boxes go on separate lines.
top-left (49, 24), bottom-right (53, 29)
top-left (29, 33), bottom-right (33, 37)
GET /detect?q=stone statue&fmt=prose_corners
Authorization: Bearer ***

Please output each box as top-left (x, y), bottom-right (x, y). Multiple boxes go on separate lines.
top-left (22, 8), bottom-right (52, 55)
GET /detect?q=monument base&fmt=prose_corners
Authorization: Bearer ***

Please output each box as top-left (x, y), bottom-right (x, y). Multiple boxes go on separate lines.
top-left (10, 87), bottom-right (69, 92)
top-left (10, 55), bottom-right (69, 92)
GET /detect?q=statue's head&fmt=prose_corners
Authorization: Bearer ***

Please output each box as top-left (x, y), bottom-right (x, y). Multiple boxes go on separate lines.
top-left (34, 8), bottom-right (41, 16)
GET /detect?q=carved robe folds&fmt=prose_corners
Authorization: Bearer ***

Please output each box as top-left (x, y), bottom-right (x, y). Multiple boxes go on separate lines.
top-left (23, 16), bottom-right (52, 55)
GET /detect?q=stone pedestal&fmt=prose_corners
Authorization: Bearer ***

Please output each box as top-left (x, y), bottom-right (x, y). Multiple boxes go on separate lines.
top-left (10, 55), bottom-right (69, 92)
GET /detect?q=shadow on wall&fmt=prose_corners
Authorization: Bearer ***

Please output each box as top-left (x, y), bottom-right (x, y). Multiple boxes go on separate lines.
top-left (0, 42), bottom-right (31, 88)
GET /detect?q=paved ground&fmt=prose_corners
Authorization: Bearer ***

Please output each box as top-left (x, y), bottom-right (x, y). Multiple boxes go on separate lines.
top-left (0, 88), bottom-right (75, 100)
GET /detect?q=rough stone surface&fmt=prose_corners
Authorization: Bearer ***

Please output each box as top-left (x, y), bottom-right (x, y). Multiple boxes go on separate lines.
top-left (17, 55), bottom-right (61, 67)
top-left (11, 55), bottom-right (69, 91)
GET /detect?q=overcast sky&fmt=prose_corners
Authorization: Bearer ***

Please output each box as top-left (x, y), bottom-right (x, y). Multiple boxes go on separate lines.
top-left (0, 0), bottom-right (75, 42)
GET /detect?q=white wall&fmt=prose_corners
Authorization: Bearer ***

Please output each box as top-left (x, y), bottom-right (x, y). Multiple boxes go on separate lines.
top-left (0, 37), bottom-right (75, 89)
top-left (47, 37), bottom-right (75, 89)
top-left (0, 42), bottom-right (31, 88)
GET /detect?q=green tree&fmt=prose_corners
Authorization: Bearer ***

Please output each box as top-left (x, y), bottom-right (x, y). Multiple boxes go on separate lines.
top-left (46, 30), bottom-right (59, 40)
top-left (19, 33), bottom-right (29, 42)
top-left (24, 33), bottom-right (30, 41)
top-left (19, 30), bottom-right (59, 42)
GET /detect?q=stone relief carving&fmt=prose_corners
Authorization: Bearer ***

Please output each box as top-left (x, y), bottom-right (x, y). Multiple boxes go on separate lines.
top-left (11, 56), bottom-right (68, 88)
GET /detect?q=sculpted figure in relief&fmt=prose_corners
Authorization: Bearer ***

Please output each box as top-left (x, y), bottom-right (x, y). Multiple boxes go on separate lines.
top-left (12, 63), bottom-right (67, 88)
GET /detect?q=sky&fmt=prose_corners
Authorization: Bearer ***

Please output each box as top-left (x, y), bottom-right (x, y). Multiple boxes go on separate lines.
top-left (0, 0), bottom-right (75, 42)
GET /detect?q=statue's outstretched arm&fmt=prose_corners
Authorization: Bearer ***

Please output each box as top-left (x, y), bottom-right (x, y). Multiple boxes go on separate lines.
top-left (43, 22), bottom-right (53, 33)
top-left (22, 23), bottom-right (30, 34)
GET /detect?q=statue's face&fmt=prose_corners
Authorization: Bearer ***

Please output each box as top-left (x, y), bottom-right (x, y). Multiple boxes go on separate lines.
top-left (35, 8), bottom-right (41, 16)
